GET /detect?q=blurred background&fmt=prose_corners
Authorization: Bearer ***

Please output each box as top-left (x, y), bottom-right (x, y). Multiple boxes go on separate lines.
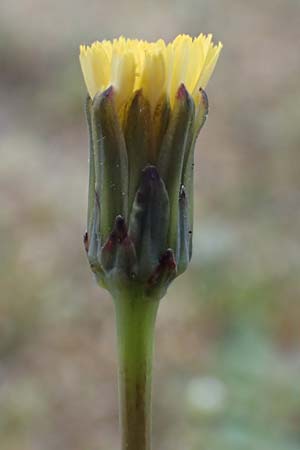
top-left (1, 0), bottom-right (300, 449)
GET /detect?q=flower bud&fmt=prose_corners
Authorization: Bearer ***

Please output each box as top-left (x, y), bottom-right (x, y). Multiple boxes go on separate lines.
top-left (80, 34), bottom-right (222, 299)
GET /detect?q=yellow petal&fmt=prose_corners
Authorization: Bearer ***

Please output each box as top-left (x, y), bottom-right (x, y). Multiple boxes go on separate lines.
top-left (197, 41), bottom-right (223, 90)
top-left (141, 49), bottom-right (166, 112)
top-left (111, 48), bottom-right (135, 110)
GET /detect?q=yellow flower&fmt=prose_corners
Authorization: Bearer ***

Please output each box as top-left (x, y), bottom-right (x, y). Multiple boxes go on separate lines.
top-left (79, 34), bottom-right (222, 113)
top-left (81, 32), bottom-right (223, 299)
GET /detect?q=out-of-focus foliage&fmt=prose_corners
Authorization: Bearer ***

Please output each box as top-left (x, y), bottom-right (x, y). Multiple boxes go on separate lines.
top-left (0, 1), bottom-right (299, 449)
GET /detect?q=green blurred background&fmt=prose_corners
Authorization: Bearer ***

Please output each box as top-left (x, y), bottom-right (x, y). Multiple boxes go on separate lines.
top-left (1, 1), bottom-right (300, 449)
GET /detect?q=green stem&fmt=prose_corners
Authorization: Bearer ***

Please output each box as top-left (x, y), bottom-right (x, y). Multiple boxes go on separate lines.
top-left (114, 291), bottom-right (159, 450)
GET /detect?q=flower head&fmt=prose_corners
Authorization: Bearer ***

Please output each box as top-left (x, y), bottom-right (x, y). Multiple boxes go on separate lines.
top-left (80, 34), bottom-right (222, 114)
top-left (80, 34), bottom-right (222, 300)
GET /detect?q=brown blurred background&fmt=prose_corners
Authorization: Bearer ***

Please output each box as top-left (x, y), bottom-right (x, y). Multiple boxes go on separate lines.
top-left (1, 1), bottom-right (300, 449)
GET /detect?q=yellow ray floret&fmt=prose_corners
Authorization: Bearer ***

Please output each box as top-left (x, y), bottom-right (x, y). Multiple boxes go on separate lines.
top-left (79, 34), bottom-right (222, 112)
